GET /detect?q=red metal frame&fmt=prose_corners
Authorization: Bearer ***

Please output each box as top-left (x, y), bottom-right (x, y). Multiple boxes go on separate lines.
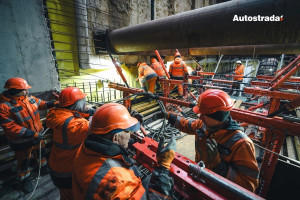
top-left (269, 55), bottom-right (300, 84)
top-left (108, 83), bottom-right (196, 108)
top-left (256, 75), bottom-right (300, 83)
top-left (197, 72), bottom-right (215, 76)
top-left (243, 87), bottom-right (299, 100)
top-left (251, 81), bottom-right (300, 90)
top-left (270, 63), bottom-right (300, 90)
top-left (230, 109), bottom-right (299, 137)
top-left (133, 137), bottom-right (263, 200)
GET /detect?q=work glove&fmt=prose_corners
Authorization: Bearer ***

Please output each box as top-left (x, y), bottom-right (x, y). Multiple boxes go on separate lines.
top-left (156, 134), bottom-right (176, 170)
top-left (46, 100), bottom-right (59, 108)
top-left (33, 129), bottom-right (45, 142)
top-left (206, 139), bottom-right (221, 169)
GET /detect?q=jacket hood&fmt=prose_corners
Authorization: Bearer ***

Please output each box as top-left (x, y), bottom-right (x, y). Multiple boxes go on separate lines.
top-left (174, 57), bottom-right (182, 64)
top-left (84, 134), bottom-right (128, 157)
top-left (0, 92), bottom-right (11, 102)
top-left (223, 116), bottom-right (244, 131)
top-left (0, 91), bottom-right (26, 103)
top-left (46, 108), bottom-right (75, 129)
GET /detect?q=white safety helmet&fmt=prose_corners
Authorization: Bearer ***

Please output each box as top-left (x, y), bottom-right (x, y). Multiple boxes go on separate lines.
top-left (236, 60), bottom-right (242, 64)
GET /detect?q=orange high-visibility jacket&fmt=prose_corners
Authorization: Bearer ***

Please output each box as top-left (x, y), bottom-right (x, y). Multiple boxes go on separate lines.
top-left (72, 142), bottom-right (146, 200)
top-left (0, 92), bottom-right (47, 141)
top-left (169, 58), bottom-right (188, 78)
top-left (138, 63), bottom-right (158, 80)
top-left (172, 115), bottom-right (259, 192)
top-left (234, 64), bottom-right (245, 81)
top-left (150, 59), bottom-right (166, 77)
top-left (46, 108), bottom-right (89, 178)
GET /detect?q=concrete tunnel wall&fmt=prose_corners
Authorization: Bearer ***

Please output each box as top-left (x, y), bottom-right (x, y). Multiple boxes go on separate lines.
top-left (0, 0), bottom-right (59, 94)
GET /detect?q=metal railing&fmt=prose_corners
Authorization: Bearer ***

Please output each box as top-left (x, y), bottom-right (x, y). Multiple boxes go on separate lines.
top-left (61, 81), bottom-right (123, 103)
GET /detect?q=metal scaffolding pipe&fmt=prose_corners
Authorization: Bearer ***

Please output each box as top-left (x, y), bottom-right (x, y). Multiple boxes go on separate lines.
top-left (94, 0), bottom-right (300, 53)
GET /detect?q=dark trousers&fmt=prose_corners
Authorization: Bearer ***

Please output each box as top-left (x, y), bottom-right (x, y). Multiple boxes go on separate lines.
top-left (230, 81), bottom-right (242, 96)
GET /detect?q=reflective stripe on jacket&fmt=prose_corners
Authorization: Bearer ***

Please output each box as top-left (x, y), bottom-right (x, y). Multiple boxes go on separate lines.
top-left (169, 58), bottom-right (188, 78)
top-left (72, 143), bottom-right (146, 200)
top-left (0, 92), bottom-right (47, 141)
top-left (46, 108), bottom-right (89, 178)
top-left (150, 61), bottom-right (166, 77)
top-left (173, 115), bottom-right (259, 192)
top-left (234, 64), bottom-right (245, 81)
top-left (138, 63), bottom-right (158, 80)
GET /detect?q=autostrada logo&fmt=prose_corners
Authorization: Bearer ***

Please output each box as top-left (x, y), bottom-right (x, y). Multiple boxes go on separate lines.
top-left (233, 15), bottom-right (283, 22)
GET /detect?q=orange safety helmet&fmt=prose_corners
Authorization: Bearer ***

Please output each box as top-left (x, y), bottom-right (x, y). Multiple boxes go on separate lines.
top-left (193, 89), bottom-right (233, 114)
top-left (59, 87), bottom-right (87, 107)
top-left (174, 52), bottom-right (181, 58)
top-left (90, 103), bottom-right (140, 134)
top-left (4, 77), bottom-right (31, 90)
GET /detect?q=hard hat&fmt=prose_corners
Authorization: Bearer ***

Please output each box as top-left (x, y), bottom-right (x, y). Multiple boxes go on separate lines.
top-left (90, 103), bottom-right (140, 134)
top-left (4, 77), bottom-right (31, 90)
top-left (174, 52), bottom-right (181, 58)
top-left (193, 89), bottom-right (233, 114)
top-left (236, 60), bottom-right (242, 64)
top-left (59, 87), bottom-right (87, 107)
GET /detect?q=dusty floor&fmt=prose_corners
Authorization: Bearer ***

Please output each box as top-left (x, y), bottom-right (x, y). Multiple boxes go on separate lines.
top-left (176, 134), bottom-right (196, 161)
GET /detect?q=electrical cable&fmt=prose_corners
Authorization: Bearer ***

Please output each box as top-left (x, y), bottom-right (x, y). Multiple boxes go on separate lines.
top-left (27, 128), bottom-right (49, 200)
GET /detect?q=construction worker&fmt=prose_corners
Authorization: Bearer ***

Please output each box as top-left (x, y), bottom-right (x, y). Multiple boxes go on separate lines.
top-left (137, 62), bottom-right (158, 93)
top-left (192, 63), bottom-right (203, 76)
top-left (229, 60), bottom-right (245, 96)
top-left (169, 52), bottom-right (188, 97)
top-left (72, 103), bottom-right (176, 199)
top-left (46, 87), bottom-right (95, 199)
top-left (0, 77), bottom-right (57, 193)
top-left (150, 57), bottom-right (166, 91)
top-left (157, 89), bottom-right (259, 192)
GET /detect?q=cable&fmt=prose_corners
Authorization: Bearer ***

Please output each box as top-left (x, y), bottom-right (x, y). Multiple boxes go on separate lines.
top-left (27, 128), bottom-right (49, 200)
top-left (253, 142), bottom-right (300, 166)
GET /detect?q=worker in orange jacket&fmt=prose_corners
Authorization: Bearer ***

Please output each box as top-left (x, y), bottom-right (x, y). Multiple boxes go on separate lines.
top-left (156, 89), bottom-right (259, 192)
top-left (150, 57), bottom-right (166, 91)
top-left (169, 52), bottom-right (188, 97)
top-left (137, 62), bottom-right (158, 93)
top-left (229, 60), bottom-right (245, 96)
top-left (0, 77), bottom-right (57, 193)
top-left (72, 103), bottom-right (176, 199)
top-left (46, 87), bottom-right (95, 200)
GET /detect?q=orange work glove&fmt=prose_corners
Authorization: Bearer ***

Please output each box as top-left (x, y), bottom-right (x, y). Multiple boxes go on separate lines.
top-left (206, 139), bottom-right (221, 169)
top-left (156, 134), bottom-right (176, 170)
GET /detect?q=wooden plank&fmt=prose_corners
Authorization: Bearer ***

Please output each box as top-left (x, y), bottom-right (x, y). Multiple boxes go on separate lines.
top-left (294, 136), bottom-right (300, 161)
top-left (286, 136), bottom-right (297, 160)
top-left (22, 175), bottom-right (57, 200)
top-left (296, 110), bottom-right (300, 118)
top-left (231, 98), bottom-right (236, 105)
top-left (233, 99), bottom-right (243, 109)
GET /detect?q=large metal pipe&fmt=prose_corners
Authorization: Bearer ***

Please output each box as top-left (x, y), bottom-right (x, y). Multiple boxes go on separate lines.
top-left (117, 43), bottom-right (300, 56)
top-left (189, 44), bottom-right (300, 56)
top-left (94, 0), bottom-right (300, 53)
